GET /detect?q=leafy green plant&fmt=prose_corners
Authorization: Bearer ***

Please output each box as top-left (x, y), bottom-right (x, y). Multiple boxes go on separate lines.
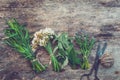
top-left (75, 30), bottom-right (95, 69)
top-left (55, 33), bottom-right (81, 69)
top-left (4, 19), bottom-right (46, 72)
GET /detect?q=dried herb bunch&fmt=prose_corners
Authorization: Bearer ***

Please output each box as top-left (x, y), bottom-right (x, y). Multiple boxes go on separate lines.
top-left (4, 19), bottom-right (46, 72)
top-left (75, 30), bottom-right (95, 69)
top-left (32, 28), bottom-right (61, 72)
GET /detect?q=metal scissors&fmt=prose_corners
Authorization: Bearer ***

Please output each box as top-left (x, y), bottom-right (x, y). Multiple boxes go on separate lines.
top-left (80, 42), bottom-right (107, 80)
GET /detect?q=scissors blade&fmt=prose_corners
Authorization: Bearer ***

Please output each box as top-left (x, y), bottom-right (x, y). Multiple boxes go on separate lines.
top-left (96, 42), bottom-right (101, 56)
top-left (101, 42), bottom-right (107, 55)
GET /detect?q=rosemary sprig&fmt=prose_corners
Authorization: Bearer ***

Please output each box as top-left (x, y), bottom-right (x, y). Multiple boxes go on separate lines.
top-left (4, 19), bottom-right (46, 72)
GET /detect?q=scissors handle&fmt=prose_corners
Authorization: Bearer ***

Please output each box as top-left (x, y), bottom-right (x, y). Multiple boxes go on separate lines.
top-left (80, 74), bottom-right (91, 80)
top-left (94, 77), bottom-right (99, 80)
top-left (80, 74), bottom-right (100, 80)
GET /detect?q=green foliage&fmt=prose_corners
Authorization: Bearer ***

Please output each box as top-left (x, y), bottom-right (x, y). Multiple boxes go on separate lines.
top-left (4, 19), bottom-right (46, 72)
top-left (45, 40), bottom-right (61, 72)
top-left (55, 33), bottom-right (81, 69)
top-left (4, 19), bottom-right (96, 72)
top-left (75, 31), bottom-right (95, 69)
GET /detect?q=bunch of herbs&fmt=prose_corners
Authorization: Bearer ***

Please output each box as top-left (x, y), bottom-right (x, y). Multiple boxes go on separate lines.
top-left (55, 33), bottom-right (81, 69)
top-left (75, 30), bottom-right (95, 69)
top-left (45, 38), bottom-right (62, 72)
top-left (4, 19), bottom-right (46, 72)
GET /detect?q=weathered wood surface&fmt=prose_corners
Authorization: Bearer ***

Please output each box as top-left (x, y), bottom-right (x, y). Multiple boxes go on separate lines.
top-left (0, 0), bottom-right (120, 80)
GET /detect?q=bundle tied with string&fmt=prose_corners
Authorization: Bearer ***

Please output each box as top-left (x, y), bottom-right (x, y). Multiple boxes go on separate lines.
top-left (4, 19), bottom-right (46, 72)
top-left (31, 28), bottom-right (61, 72)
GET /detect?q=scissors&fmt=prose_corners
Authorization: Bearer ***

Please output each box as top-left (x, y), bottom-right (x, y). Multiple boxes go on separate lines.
top-left (80, 42), bottom-right (107, 80)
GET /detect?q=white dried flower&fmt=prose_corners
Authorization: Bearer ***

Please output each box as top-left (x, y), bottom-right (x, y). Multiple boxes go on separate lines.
top-left (43, 28), bottom-right (55, 35)
top-left (31, 28), bottom-right (55, 52)
top-left (32, 37), bottom-right (39, 44)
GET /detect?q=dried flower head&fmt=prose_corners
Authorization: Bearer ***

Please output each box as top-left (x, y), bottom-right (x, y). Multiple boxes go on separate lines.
top-left (32, 28), bottom-right (55, 52)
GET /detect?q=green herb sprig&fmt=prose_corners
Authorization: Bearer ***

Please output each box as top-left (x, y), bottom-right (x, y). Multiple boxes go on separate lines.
top-left (4, 19), bottom-right (46, 72)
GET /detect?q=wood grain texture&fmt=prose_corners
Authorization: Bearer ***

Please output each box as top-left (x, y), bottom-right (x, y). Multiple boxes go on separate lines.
top-left (0, 0), bottom-right (120, 80)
